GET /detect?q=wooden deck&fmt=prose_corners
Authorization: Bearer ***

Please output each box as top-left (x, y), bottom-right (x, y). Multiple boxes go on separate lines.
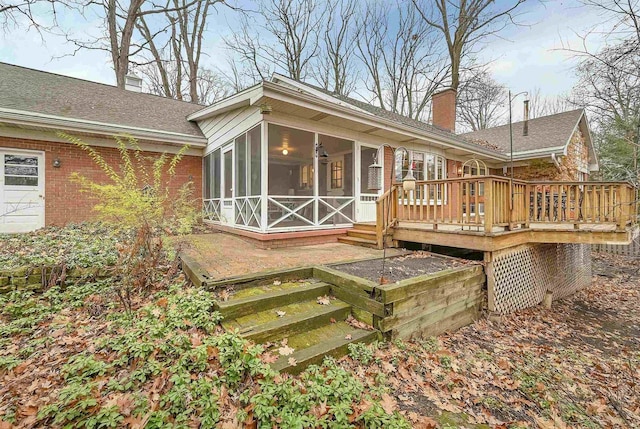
top-left (375, 176), bottom-right (638, 251)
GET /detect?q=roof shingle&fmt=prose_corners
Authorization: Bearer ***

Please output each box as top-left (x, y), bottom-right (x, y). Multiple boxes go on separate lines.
top-left (460, 109), bottom-right (584, 154)
top-left (0, 62), bottom-right (205, 138)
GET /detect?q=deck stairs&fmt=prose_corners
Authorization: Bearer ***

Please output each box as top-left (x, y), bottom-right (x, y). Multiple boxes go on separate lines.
top-left (337, 222), bottom-right (378, 249)
top-left (214, 278), bottom-right (379, 373)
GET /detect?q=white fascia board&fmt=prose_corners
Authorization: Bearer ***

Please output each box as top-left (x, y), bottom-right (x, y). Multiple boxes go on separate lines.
top-left (187, 84), bottom-right (262, 121)
top-left (0, 107), bottom-right (207, 147)
top-left (260, 81), bottom-right (508, 161)
top-left (270, 73), bottom-right (372, 115)
top-left (509, 146), bottom-right (565, 160)
top-left (0, 126), bottom-right (204, 156)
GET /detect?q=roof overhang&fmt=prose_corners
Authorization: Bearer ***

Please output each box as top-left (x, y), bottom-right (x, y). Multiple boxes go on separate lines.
top-left (261, 79), bottom-right (508, 161)
top-left (0, 107), bottom-right (208, 147)
top-left (187, 83), bottom-right (263, 121)
top-left (188, 78), bottom-right (508, 161)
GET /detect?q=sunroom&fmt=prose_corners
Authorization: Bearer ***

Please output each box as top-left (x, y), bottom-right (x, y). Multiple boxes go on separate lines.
top-left (202, 121), bottom-right (389, 233)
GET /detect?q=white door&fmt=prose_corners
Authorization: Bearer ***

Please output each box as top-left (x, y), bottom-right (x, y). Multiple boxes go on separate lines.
top-left (221, 145), bottom-right (234, 224)
top-left (356, 144), bottom-right (381, 222)
top-left (0, 150), bottom-right (45, 233)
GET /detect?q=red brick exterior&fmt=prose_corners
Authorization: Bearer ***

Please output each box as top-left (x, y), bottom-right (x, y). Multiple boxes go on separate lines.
top-left (0, 135), bottom-right (202, 226)
top-left (211, 224), bottom-right (347, 249)
top-left (432, 88), bottom-right (457, 132)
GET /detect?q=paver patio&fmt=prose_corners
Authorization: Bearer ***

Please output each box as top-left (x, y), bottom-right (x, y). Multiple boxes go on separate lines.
top-left (178, 232), bottom-right (404, 280)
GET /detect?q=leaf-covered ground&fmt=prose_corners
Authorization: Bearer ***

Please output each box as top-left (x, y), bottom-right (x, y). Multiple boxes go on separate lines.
top-left (1, 245), bottom-right (638, 428)
top-left (0, 224), bottom-right (120, 270)
top-left (0, 277), bottom-right (408, 428)
top-left (339, 252), bottom-right (640, 428)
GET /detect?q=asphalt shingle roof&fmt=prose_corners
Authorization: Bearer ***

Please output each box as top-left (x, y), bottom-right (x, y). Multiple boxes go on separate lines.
top-left (460, 109), bottom-right (584, 154)
top-left (0, 62), bottom-right (205, 138)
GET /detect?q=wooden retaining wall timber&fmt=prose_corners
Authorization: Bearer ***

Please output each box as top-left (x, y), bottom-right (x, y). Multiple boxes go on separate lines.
top-left (374, 265), bottom-right (486, 340)
top-left (180, 254), bottom-right (486, 341)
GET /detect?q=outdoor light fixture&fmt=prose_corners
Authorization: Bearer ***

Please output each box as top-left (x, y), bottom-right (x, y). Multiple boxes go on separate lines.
top-left (402, 168), bottom-right (416, 192)
top-left (316, 142), bottom-right (329, 164)
top-left (53, 158), bottom-right (61, 168)
top-left (368, 161), bottom-right (383, 191)
top-left (282, 149), bottom-right (289, 155)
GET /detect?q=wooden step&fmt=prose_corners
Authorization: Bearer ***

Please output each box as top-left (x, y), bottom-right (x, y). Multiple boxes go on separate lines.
top-left (338, 236), bottom-right (378, 249)
top-left (347, 229), bottom-right (377, 240)
top-left (271, 322), bottom-right (379, 374)
top-left (352, 222), bottom-right (377, 232)
top-left (215, 282), bottom-right (330, 320)
top-left (233, 300), bottom-right (352, 344)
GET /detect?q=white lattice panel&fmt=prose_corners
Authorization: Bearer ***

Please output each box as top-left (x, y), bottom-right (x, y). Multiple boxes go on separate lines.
top-left (492, 243), bottom-right (591, 314)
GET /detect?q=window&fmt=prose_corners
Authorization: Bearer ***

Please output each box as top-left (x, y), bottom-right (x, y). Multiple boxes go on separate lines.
top-left (395, 150), bottom-right (446, 200)
top-left (4, 155), bottom-right (38, 186)
top-left (330, 160), bottom-right (343, 189)
top-left (395, 151), bottom-right (445, 182)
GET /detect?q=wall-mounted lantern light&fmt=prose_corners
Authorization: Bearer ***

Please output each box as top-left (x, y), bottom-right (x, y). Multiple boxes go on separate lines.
top-left (53, 158), bottom-right (61, 168)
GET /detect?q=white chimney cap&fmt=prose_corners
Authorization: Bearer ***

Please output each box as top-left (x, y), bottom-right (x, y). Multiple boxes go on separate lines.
top-left (124, 74), bottom-right (143, 92)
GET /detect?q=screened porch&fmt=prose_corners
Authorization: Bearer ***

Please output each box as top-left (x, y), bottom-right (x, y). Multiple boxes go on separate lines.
top-left (202, 122), bottom-right (381, 233)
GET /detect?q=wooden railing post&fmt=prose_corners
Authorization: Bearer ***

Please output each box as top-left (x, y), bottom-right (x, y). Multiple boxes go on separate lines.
top-left (484, 177), bottom-right (494, 233)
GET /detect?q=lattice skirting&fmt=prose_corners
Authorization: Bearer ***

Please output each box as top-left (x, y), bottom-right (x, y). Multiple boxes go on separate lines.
top-left (491, 243), bottom-right (591, 314)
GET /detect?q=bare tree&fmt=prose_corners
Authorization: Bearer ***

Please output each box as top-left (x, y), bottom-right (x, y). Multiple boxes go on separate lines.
top-left (526, 88), bottom-right (576, 119)
top-left (311, 0), bottom-right (357, 96)
top-left (136, 14), bottom-right (182, 99)
top-left (355, 0), bottom-right (450, 121)
top-left (0, 0), bottom-right (69, 32)
top-left (572, 40), bottom-right (640, 183)
top-left (567, 1), bottom-right (640, 77)
top-left (196, 67), bottom-right (233, 104)
top-left (66, 0), bottom-right (204, 89)
top-left (224, 0), bottom-right (324, 82)
top-left (412, 0), bottom-right (528, 91)
top-left (136, 0), bottom-right (235, 103)
top-left (456, 70), bottom-right (506, 131)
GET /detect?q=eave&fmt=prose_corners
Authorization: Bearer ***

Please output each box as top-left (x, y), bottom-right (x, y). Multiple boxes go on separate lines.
top-left (0, 107), bottom-right (208, 147)
top-left (259, 81), bottom-right (509, 162)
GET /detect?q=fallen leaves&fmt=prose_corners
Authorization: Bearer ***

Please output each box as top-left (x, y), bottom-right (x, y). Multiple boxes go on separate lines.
top-left (338, 252), bottom-right (640, 428)
top-left (316, 295), bottom-right (331, 305)
top-left (277, 339), bottom-right (295, 356)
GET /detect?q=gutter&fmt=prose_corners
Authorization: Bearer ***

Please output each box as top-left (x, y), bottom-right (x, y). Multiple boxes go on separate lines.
top-left (0, 107), bottom-right (208, 147)
top-left (551, 153), bottom-right (563, 171)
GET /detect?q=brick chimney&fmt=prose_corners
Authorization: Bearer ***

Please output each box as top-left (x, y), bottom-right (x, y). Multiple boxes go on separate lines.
top-left (432, 88), bottom-right (457, 132)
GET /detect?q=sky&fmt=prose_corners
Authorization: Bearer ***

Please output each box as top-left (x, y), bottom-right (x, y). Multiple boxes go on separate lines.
top-left (0, 0), bottom-right (608, 107)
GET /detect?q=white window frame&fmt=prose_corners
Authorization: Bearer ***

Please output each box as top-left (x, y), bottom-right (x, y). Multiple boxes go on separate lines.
top-left (395, 150), bottom-right (447, 204)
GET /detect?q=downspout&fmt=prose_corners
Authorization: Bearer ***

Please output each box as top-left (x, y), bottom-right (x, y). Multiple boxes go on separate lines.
top-left (551, 153), bottom-right (562, 171)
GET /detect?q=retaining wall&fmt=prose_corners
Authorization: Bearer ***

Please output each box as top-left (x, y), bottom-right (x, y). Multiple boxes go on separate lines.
top-left (0, 265), bottom-right (112, 295)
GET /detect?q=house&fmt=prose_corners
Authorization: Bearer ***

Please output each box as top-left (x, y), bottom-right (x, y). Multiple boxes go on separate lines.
top-left (461, 108), bottom-right (598, 182)
top-left (1, 62), bottom-right (636, 314)
top-left (0, 62), bottom-right (205, 232)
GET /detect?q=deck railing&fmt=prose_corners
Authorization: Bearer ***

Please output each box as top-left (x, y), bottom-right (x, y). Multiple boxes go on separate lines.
top-left (376, 176), bottom-right (636, 245)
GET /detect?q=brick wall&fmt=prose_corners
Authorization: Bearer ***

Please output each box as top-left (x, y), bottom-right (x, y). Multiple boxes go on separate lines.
top-left (0, 136), bottom-right (202, 226)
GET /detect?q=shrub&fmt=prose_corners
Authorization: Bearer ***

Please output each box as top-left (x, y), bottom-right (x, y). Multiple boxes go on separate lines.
top-left (60, 133), bottom-right (199, 314)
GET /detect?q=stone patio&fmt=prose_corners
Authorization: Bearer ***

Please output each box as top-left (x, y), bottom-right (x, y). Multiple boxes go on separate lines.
top-left (178, 232), bottom-right (404, 280)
